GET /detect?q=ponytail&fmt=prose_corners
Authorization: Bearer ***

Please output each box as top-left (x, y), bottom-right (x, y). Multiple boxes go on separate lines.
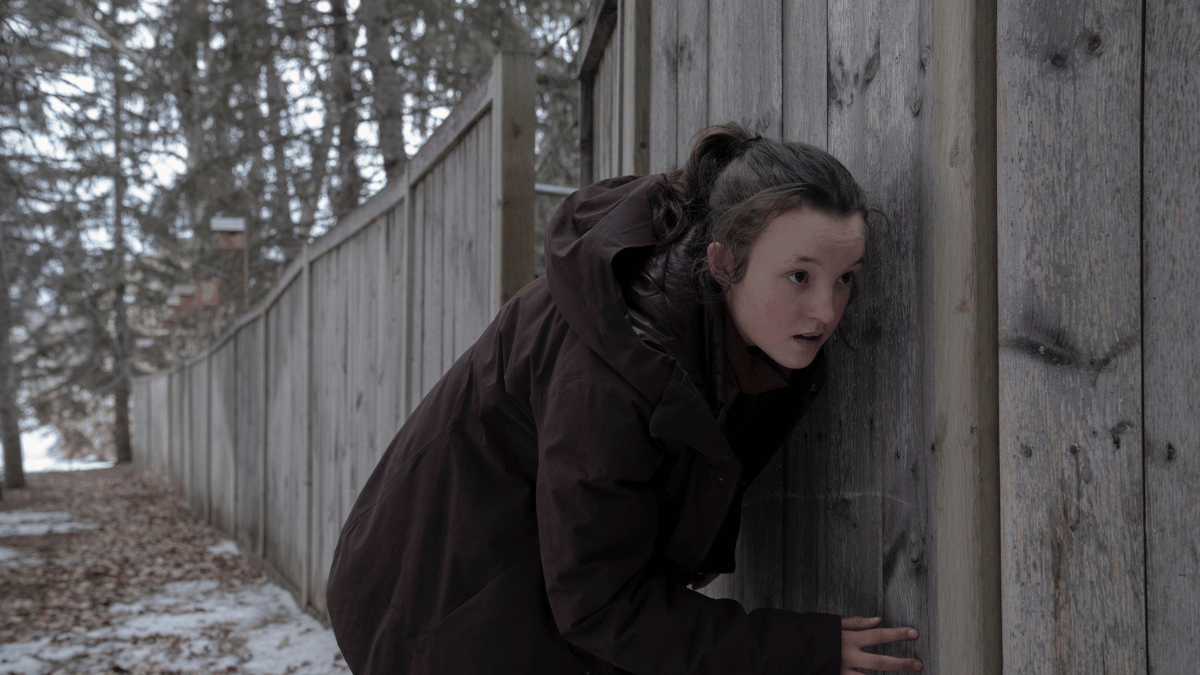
top-left (652, 124), bottom-right (760, 248)
top-left (650, 122), bottom-right (869, 292)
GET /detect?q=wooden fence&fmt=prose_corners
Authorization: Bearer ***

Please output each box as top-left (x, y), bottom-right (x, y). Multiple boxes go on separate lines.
top-left (131, 51), bottom-right (536, 620)
top-left (578, 0), bottom-right (1199, 673)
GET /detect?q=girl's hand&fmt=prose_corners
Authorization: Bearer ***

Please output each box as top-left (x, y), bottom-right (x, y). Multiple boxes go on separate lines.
top-left (840, 616), bottom-right (922, 673)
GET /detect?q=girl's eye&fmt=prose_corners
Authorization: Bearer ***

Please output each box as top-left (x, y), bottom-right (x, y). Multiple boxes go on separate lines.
top-left (837, 271), bottom-right (856, 285)
top-left (787, 271), bottom-right (808, 284)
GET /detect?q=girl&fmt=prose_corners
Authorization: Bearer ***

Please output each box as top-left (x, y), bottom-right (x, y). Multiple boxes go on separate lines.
top-left (326, 123), bottom-right (922, 675)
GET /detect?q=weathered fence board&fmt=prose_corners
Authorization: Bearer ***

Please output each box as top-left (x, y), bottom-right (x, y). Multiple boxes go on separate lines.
top-left (782, 0), bottom-right (828, 147)
top-left (187, 360), bottom-right (209, 520)
top-left (1143, 0), bottom-right (1200, 670)
top-left (350, 223), bottom-right (381, 516)
top-left (674, 0), bottom-right (708, 168)
top-left (785, 12), bottom-right (931, 672)
top-left (309, 245), bottom-right (345, 617)
top-left (265, 279), bottom-right (308, 592)
top-left (648, 0), bottom-right (677, 173)
top-left (997, 0), bottom-right (1147, 672)
top-left (210, 339), bottom-right (238, 535)
top-left (709, 0), bottom-right (782, 136)
top-left (170, 369), bottom-right (187, 495)
top-left (234, 320), bottom-right (265, 557)
top-left (930, 0), bottom-right (1001, 672)
top-left (594, 43), bottom-right (619, 180)
top-left (150, 375), bottom-right (169, 475)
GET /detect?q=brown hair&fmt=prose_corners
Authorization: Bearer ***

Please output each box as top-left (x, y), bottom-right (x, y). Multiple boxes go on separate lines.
top-left (652, 123), bottom-right (870, 292)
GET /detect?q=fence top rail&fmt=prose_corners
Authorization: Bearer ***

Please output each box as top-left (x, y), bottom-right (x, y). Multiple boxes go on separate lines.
top-left (406, 72), bottom-right (495, 185)
top-left (135, 51), bottom-right (529, 380)
top-left (577, 0), bottom-right (618, 81)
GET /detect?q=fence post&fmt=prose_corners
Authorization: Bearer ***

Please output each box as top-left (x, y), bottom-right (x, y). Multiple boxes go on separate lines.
top-left (489, 50), bottom-right (536, 315)
top-left (301, 242), bottom-right (313, 611)
top-left (931, 0), bottom-right (1001, 672)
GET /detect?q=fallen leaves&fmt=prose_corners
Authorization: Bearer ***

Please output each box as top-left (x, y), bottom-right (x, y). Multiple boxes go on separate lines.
top-left (0, 466), bottom-right (261, 645)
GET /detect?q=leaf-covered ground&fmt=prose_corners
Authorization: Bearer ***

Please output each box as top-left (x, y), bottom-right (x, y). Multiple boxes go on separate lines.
top-left (0, 466), bottom-right (348, 674)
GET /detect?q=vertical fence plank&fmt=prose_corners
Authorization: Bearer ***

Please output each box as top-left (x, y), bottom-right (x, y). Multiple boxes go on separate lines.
top-left (189, 359), bottom-right (207, 519)
top-left (210, 340), bottom-right (238, 535)
top-left (409, 175), bottom-right (426, 411)
top-left (309, 249), bottom-right (340, 617)
top-left (786, 5), bottom-right (931, 671)
top-left (782, 0), bottom-right (827, 146)
top-left (235, 321), bottom-right (265, 557)
top-left (1143, 0), bottom-right (1200, 670)
top-left (621, 0), bottom-right (651, 175)
top-left (649, 0), bottom-right (678, 173)
top-left (709, 0), bottom-right (782, 136)
top-left (451, 134), bottom-right (468, 361)
top-left (930, 0), bottom-right (1001, 673)
top-left (441, 152), bottom-right (458, 366)
top-left (675, 0), bottom-right (708, 165)
top-left (475, 116), bottom-right (494, 330)
top-left (490, 51), bottom-right (535, 312)
top-left (996, 0), bottom-right (1146, 672)
top-left (151, 375), bottom-right (169, 476)
top-left (422, 173), bottom-right (442, 396)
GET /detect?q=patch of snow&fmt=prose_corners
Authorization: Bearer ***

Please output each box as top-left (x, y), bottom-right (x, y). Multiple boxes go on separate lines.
top-left (0, 577), bottom-right (349, 674)
top-left (207, 539), bottom-right (241, 556)
top-left (0, 511), bottom-right (101, 537)
top-left (0, 637), bottom-right (52, 675)
top-left (0, 545), bottom-right (42, 567)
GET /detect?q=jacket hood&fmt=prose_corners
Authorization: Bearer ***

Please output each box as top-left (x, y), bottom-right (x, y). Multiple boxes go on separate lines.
top-left (544, 175), bottom-right (717, 407)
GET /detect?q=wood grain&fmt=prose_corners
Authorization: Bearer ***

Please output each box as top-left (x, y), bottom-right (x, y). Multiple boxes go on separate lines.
top-left (931, 0), bottom-right (1001, 672)
top-left (786, 5), bottom-right (931, 672)
top-left (621, 0), bottom-right (651, 175)
top-left (708, 0), bottom-right (781, 136)
top-left (234, 321), bottom-right (265, 557)
top-left (674, 0), bottom-right (708, 165)
top-left (264, 277), bottom-right (308, 593)
top-left (150, 375), bottom-right (170, 476)
top-left (648, 0), bottom-right (678, 173)
top-left (1142, 0), bottom-right (1200, 670)
top-left (782, 0), bottom-right (827, 146)
top-left (491, 51), bottom-right (536, 310)
top-left (209, 339), bottom-right (238, 536)
top-left (308, 247), bottom-right (341, 617)
top-left (593, 42), bottom-right (617, 180)
top-left (188, 360), bottom-right (209, 521)
top-left (997, 0), bottom-right (1146, 671)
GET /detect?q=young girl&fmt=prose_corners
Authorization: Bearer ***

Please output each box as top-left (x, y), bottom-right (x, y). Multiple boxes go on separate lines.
top-left (326, 124), bottom-right (923, 675)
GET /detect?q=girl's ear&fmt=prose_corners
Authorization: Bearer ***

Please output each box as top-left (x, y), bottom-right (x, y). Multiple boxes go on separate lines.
top-left (707, 241), bottom-right (732, 290)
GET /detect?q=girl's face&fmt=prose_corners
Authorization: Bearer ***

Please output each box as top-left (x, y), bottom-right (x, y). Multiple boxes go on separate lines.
top-left (708, 208), bottom-right (866, 370)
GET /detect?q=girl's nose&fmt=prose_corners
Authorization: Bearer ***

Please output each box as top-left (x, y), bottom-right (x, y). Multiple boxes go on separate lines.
top-left (808, 288), bottom-right (839, 328)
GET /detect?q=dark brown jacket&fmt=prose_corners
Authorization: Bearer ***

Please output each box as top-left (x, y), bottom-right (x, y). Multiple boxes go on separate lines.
top-left (326, 174), bottom-right (841, 675)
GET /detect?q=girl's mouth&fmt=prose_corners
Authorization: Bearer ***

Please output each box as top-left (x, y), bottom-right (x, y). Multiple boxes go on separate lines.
top-left (794, 333), bottom-right (822, 343)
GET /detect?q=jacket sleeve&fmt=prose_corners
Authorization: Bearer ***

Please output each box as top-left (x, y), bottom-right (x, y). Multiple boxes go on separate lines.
top-left (533, 377), bottom-right (841, 675)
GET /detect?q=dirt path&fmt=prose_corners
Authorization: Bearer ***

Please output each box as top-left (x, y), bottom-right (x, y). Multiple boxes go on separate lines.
top-left (0, 466), bottom-right (348, 674)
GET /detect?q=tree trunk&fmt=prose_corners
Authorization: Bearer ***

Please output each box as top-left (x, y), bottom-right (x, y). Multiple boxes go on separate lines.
top-left (357, 0), bottom-right (409, 183)
top-left (112, 59), bottom-right (133, 464)
top-left (0, 220), bottom-right (25, 491)
top-left (329, 0), bottom-right (363, 216)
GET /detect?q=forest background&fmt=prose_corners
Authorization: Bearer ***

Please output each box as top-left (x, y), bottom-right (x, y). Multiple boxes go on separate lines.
top-left (0, 0), bottom-right (586, 495)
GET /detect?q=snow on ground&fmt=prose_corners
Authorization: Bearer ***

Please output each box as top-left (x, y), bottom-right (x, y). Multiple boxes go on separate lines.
top-left (0, 468), bottom-right (350, 675)
top-left (0, 511), bottom-right (101, 537)
top-left (207, 539), bottom-right (241, 557)
top-left (0, 576), bottom-right (349, 675)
